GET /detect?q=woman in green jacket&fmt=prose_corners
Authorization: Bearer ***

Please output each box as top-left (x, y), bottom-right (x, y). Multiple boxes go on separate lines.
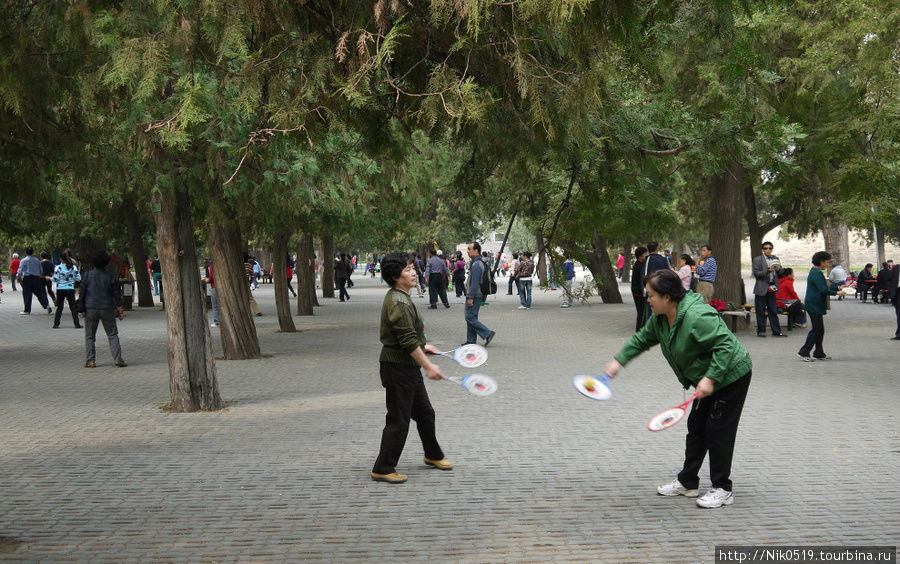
top-left (371, 252), bottom-right (453, 484)
top-left (604, 269), bottom-right (752, 509)
top-left (798, 251), bottom-right (846, 362)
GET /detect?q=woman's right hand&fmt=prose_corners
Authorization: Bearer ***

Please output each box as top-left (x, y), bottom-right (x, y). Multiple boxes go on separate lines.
top-left (424, 362), bottom-right (444, 381)
top-left (604, 359), bottom-right (623, 378)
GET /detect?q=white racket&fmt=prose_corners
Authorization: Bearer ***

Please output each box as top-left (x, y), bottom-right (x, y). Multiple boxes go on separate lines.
top-left (647, 393), bottom-right (699, 432)
top-left (427, 344), bottom-right (488, 368)
top-left (572, 374), bottom-right (612, 401)
top-left (445, 373), bottom-right (497, 396)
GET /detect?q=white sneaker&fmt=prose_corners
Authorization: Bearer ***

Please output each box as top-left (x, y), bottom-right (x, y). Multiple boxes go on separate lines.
top-left (696, 488), bottom-right (734, 508)
top-left (656, 479), bottom-right (698, 497)
top-left (517, 306), bottom-right (527, 310)
top-left (210, 322), bottom-right (219, 328)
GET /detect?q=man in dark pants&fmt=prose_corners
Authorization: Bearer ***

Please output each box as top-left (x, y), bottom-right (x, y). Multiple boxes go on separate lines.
top-left (890, 264), bottom-right (900, 341)
top-left (16, 247), bottom-right (51, 315)
top-left (424, 248), bottom-right (450, 309)
top-left (751, 241), bottom-right (786, 337)
top-left (642, 242), bottom-right (669, 321)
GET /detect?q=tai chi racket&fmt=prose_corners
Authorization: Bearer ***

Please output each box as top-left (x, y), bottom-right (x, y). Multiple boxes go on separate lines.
top-left (427, 344), bottom-right (488, 368)
top-left (572, 374), bottom-right (612, 401)
top-left (444, 373), bottom-right (497, 396)
top-left (647, 393), bottom-right (699, 432)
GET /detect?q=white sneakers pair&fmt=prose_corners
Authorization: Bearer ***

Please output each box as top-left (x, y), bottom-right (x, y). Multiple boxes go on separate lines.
top-left (657, 479), bottom-right (734, 508)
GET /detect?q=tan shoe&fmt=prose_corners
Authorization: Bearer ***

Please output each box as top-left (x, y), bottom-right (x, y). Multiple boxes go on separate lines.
top-left (114, 361), bottom-right (128, 367)
top-left (424, 458), bottom-right (454, 470)
top-left (370, 472), bottom-right (407, 484)
top-left (84, 362), bottom-right (96, 368)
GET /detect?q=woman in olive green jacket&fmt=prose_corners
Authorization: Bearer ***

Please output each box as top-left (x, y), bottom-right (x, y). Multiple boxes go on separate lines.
top-left (798, 251), bottom-right (846, 361)
top-left (605, 269), bottom-right (752, 509)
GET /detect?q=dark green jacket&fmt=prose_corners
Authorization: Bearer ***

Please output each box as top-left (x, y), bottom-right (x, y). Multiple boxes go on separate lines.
top-left (614, 292), bottom-right (752, 392)
top-left (379, 288), bottom-right (426, 366)
top-left (803, 267), bottom-right (836, 315)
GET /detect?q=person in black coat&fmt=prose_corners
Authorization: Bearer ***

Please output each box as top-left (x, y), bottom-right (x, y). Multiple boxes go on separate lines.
top-left (631, 246), bottom-right (649, 332)
top-left (889, 264), bottom-right (900, 341)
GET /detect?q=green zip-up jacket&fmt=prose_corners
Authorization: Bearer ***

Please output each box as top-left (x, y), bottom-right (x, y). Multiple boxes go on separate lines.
top-left (379, 288), bottom-right (426, 366)
top-left (803, 266), bottom-right (836, 315)
top-left (614, 292), bottom-right (752, 392)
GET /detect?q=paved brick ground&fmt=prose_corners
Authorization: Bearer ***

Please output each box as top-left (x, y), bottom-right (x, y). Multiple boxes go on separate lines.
top-left (0, 271), bottom-right (897, 562)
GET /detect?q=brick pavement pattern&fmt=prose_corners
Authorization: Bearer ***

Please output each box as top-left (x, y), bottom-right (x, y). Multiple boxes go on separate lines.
top-left (1, 272), bottom-right (898, 562)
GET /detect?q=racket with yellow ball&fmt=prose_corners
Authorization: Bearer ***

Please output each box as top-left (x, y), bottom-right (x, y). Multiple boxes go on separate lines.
top-left (572, 374), bottom-right (612, 401)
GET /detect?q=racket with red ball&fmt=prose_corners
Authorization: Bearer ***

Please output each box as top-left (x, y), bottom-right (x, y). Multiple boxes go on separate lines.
top-left (445, 373), bottom-right (497, 396)
top-left (572, 374), bottom-right (612, 401)
top-left (647, 393), bottom-right (699, 431)
top-left (427, 344), bottom-right (488, 368)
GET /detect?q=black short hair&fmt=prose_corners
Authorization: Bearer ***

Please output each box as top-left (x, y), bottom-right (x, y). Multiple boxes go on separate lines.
top-left (429, 248), bottom-right (438, 256)
top-left (25, 247), bottom-right (34, 255)
top-left (634, 246), bottom-right (648, 259)
top-left (92, 250), bottom-right (111, 269)
top-left (680, 254), bottom-right (694, 266)
top-left (779, 267), bottom-right (794, 278)
top-left (811, 251), bottom-right (831, 266)
top-left (864, 263), bottom-right (873, 269)
top-left (647, 242), bottom-right (659, 253)
top-left (470, 241), bottom-right (481, 253)
top-left (381, 252), bottom-right (412, 286)
top-left (40, 251), bottom-right (50, 259)
top-left (644, 269), bottom-right (687, 302)
top-left (701, 244), bottom-right (712, 252)
top-left (762, 241), bottom-right (774, 249)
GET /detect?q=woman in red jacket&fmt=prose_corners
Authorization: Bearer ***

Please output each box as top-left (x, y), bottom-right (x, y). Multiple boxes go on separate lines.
top-left (775, 268), bottom-right (807, 328)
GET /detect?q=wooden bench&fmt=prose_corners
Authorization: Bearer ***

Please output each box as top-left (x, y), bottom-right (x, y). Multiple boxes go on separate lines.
top-left (720, 310), bottom-right (751, 332)
top-left (740, 304), bottom-right (797, 331)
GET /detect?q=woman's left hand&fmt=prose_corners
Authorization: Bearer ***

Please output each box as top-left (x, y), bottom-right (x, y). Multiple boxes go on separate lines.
top-left (696, 377), bottom-right (715, 399)
top-left (423, 344), bottom-right (439, 355)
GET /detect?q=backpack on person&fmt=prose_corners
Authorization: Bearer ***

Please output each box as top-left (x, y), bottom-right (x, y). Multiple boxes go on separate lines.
top-left (479, 258), bottom-right (497, 296)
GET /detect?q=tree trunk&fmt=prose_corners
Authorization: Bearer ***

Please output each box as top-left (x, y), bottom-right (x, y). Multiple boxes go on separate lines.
top-left (709, 161), bottom-right (746, 305)
top-left (875, 228), bottom-right (885, 267)
top-left (744, 182), bottom-right (764, 255)
top-left (153, 184), bottom-right (223, 412)
top-left (535, 229), bottom-right (548, 285)
top-left (321, 234), bottom-right (335, 298)
top-left (273, 232), bottom-right (297, 332)
top-left (585, 233), bottom-right (623, 303)
top-left (621, 238), bottom-right (633, 283)
top-left (121, 196), bottom-right (155, 307)
top-left (822, 224), bottom-right (849, 270)
top-left (208, 217), bottom-right (262, 360)
top-left (297, 233), bottom-right (315, 315)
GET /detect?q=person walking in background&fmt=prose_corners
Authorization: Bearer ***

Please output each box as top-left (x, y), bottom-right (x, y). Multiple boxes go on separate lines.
top-left (464, 242), bottom-right (495, 346)
top-left (560, 255), bottom-right (575, 308)
top-left (149, 256), bottom-right (162, 295)
top-left (203, 263), bottom-right (219, 328)
top-left (507, 252), bottom-right (519, 295)
top-left (875, 262), bottom-right (892, 303)
top-left (889, 263), bottom-right (900, 341)
top-left (285, 257), bottom-right (297, 298)
top-left (514, 252), bottom-right (534, 310)
top-left (335, 253), bottom-right (353, 302)
top-left (797, 251), bottom-right (846, 362)
top-left (40, 252), bottom-right (56, 304)
top-left (424, 248), bottom-right (450, 309)
top-left (452, 251), bottom-right (467, 299)
top-left (9, 253), bottom-right (20, 292)
top-left (616, 252), bottom-right (625, 280)
top-left (51, 250), bottom-right (82, 329)
top-left (79, 250), bottom-right (126, 368)
top-left (643, 242), bottom-right (669, 321)
top-left (16, 247), bottom-right (52, 315)
top-left (695, 245), bottom-right (717, 304)
top-left (631, 246), bottom-right (649, 332)
top-left (775, 268), bottom-right (807, 329)
top-left (243, 254), bottom-right (263, 316)
top-left (371, 252), bottom-right (452, 484)
top-left (751, 241), bottom-right (786, 338)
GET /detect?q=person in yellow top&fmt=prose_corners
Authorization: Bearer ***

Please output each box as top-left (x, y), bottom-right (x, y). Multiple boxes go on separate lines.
top-left (371, 252), bottom-right (453, 484)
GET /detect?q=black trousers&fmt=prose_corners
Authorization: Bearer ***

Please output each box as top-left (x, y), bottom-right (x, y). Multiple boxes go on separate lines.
top-left (54, 289), bottom-right (79, 326)
top-left (428, 273), bottom-right (449, 306)
top-left (21, 275), bottom-right (49, 313)
top-left (372, 361), bottom-right (444, 474)
top-left (798, 313), bottom-right (826, 358)
top-left (893, 294), bottom-right (900, 338)
top-left (678, 372), bottom-right (751, 492)
top-left (336, 277), bottom-right (349, 301)
top-left (633, 295), bottom-right (647, 332)
top-left (754, 293), bottom-right (782, 334)
top-left (454, 274), bottom-right (466, 297)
